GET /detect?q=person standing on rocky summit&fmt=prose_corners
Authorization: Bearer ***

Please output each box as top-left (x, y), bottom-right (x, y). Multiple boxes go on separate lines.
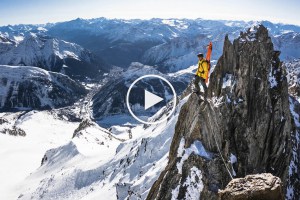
top-left (193, 53), bottom-right (209, 98)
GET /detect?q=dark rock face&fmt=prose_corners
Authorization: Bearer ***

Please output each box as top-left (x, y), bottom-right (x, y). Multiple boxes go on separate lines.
top-left (147, 25), bottom-right (299, 200)
top-left (72, 119), bottom-right (94, 138)
top-left (1, 126), bottom-right (26, 136)
top-left (218, 173), bottom-right (284, 200)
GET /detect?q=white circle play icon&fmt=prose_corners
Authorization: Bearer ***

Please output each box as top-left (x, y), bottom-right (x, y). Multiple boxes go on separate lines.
top-left (126, 74), bottom-right (177, 125)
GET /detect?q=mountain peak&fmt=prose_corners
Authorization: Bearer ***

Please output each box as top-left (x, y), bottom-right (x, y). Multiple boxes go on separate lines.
top-left (238, 24), bottom-right (270, 43)
top-left (147, 23), bottom-right (299, 200)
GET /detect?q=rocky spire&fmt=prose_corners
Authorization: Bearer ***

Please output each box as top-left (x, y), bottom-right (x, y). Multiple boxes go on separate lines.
top-left (147, 25), bottom-right (299, 200)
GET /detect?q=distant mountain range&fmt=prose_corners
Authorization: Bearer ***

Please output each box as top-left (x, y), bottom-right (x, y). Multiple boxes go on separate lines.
top-left (1, 18), bottom-right (299, 73)
top-left (0, 32), bottom-right (106, 80)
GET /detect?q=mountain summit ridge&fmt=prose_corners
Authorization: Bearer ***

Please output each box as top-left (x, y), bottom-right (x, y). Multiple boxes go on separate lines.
top-left (146, 24), bottom-right (300, 200)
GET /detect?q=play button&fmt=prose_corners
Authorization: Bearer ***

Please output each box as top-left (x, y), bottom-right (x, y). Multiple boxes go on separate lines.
top-left (144, 90), bottom-right (164, 110)
top-left (126, 74), bottom-right (177, 125)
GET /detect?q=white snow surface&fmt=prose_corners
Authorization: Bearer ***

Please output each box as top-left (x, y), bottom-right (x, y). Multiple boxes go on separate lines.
top-left (0, 94), bottom-right (190, 200)
top-left (268, 70), bottom-right (278, 88)
top-left (183, 166), bottom-right (203, 200)
top-left (0, 111), bottom-right (80, 200)
top-left (222, 73), bottom-right (235, 89)
top-left (230, 153), bottom-right (237, 164)
top-left (229, 153), bottom-right (237, 177)
top-left (171, 185), bottom-right (180, 200)
top-left (176, 138), bottom-right (211, 174)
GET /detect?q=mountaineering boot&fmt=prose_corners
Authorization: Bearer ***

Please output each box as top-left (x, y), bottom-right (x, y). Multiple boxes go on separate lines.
top-left (192, 89), bottom-right (200, 95)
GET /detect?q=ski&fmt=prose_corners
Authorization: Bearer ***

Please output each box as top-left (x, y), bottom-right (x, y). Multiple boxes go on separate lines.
top-left (205, 42), bottom-right (213, 83)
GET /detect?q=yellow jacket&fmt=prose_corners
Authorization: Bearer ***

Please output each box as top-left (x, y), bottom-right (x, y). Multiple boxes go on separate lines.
top-left (196, 59), bottom-right (208, 79)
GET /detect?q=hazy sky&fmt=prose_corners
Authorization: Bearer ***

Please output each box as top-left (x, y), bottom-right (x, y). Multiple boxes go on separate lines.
top-left (0, 0), bottom-right (299, 26)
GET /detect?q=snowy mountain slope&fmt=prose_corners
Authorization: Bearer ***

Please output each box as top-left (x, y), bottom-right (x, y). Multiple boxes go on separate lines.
top-left (272, 32), bottom-right (300, 60)
top-left (0, 33), bottom-right (17, 54)
top-left (10, 93), bottom-right (189, 200)
top-left (0, 65), bottom-right (86, 110)
top-left (0, 110), bottom-right (80, 200)
top-left (285, 59), bottom-right (300, 99)
top-left (0, 33), bottom-right (105, 80)
top-left (141, 35), bottom-right (222, 73)
top-left (142, 20), bottom-right (300, 72)
top-left (46, 18), bottom-right (169, 68)
top-left (0, 24), bottom-right (48, 40)
top-left (2, 18), bottom-right (299, 71)
top-left (44, 18), bottom-right (246, 69)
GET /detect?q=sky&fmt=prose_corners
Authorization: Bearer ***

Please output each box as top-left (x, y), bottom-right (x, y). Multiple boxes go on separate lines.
top-left (0, 0), bottom-right (299, 26)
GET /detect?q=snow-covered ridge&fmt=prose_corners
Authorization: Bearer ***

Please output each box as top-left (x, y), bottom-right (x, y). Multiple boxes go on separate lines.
top-left (3, 18), bottom-right (300, 38)
top-left (0, 33), bottom-right (89, 68)
top-left (123, 62), bottom-right (165, 80)
top-left (0, 33), bottom-right (104, 80)
top-left (14, 92), bottom-right (190, 200)
top-left (1, 18), bottom-right (299, 71)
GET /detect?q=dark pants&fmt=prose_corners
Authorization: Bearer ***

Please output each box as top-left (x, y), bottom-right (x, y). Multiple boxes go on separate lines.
top-left (194, 76), bottom-right (208, 97)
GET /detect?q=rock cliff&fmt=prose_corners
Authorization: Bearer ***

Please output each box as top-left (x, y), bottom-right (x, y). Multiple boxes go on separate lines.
top-left (147, 25), bottom-right (299, 200)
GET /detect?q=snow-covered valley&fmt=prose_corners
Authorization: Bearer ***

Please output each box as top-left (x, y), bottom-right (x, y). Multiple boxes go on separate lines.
top-left (0, 91), bottom-right (190, 200)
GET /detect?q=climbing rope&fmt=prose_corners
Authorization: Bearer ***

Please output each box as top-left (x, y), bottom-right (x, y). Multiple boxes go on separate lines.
top-left (211, 128), bottom-right (234, 180)
top-left (206, 102), bottom-right (234, 180)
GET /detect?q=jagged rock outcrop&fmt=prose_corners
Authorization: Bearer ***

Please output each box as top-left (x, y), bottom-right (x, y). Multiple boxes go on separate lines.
top-left (72, 119), bottom-right (95, 138)
top-left (285, 59), bottom-right (300, 98)
top-left (218, 173), bottom-right (284, 200)
top-left (147, 25), bottom-right (299, 200)
top-left (1, 126), bottom-right (26, 136)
